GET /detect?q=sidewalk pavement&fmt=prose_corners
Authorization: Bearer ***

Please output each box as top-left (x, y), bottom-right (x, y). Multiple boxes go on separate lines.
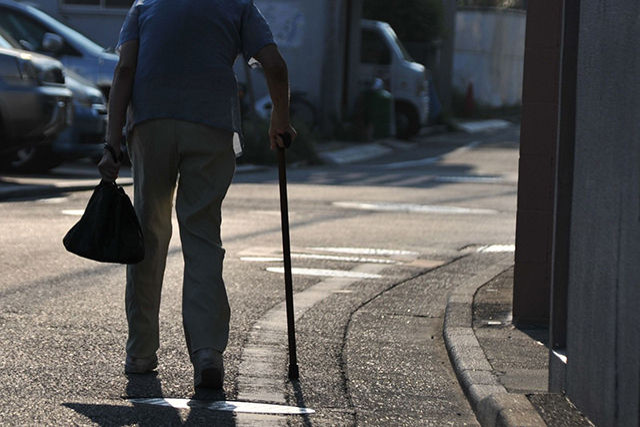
top-left (443, 260), bottom-right (594, 426)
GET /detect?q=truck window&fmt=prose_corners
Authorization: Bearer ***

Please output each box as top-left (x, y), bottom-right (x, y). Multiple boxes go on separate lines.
top-left (361, 29), bottom-right (391, 66)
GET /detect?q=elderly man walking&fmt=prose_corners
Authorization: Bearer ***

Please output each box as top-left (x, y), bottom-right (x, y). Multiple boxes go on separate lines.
top-left (98, 0), bottom-right (296, 390)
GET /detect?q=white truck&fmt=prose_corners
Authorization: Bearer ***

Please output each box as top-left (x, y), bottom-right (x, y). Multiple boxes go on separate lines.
top-left (359, 19), bottom-right (430, 139)
top-left (242, 10), bottom-right (431, 140)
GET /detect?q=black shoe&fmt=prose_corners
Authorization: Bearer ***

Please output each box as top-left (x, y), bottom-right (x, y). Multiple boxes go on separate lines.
top-left (124, 354), bottom-right (158, 374)
top-left (192, 348), bottom-right (224, 389)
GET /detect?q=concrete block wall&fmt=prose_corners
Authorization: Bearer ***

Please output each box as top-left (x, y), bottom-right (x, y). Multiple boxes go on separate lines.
top-left (453, 8), bottom-right (526, 108)
top-left (565, 0), bottom-right (640, 424)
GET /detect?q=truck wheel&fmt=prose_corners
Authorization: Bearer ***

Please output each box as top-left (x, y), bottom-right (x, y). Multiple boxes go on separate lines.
top-left (290, 96), bottom-right (318, 131)
top-left (395, 102), bottom-right (420, 140)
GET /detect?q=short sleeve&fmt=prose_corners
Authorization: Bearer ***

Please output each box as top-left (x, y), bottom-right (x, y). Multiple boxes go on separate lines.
top-left (241, 1), bottom-right (275, 61)
top-left (116, 3), bottom-right (140, 51)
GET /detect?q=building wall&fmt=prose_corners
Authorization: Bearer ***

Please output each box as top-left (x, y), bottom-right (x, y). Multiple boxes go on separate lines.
top-left (27, 0), bottom-right (356, 124)
top-left (237, 0), bottom-right (360, 127)
top-left (453, 8), bottom-right (525, 108)
top-left (247, 0), bottom-right (360, 127)
top-left (565, 0), bottom-right (640, 424)
top-left (252, 0), bottom-right (328, 111)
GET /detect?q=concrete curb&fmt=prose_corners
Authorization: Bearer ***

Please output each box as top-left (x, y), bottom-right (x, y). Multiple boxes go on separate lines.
top-left (443, 263), bottom-right (546, 427)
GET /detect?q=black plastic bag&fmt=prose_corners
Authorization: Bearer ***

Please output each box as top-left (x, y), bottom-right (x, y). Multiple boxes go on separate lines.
top-left (63, 180), bottom-right (145, 264)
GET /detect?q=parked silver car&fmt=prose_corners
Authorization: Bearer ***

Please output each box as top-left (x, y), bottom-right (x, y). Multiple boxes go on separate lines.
top-left (0, 0), bottom-right (118, 98)
top-left (0, 45), bottom-right (72, 165)
top-left (0, 31), bottom-right (107, 171)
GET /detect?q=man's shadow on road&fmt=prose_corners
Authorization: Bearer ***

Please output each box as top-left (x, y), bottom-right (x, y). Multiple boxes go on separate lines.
top-left (64, 372), bottom-right (237, 426)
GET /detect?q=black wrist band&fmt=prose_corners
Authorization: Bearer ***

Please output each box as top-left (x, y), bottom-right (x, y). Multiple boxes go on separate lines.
top-left (104, 143), bottom-right (122, 162)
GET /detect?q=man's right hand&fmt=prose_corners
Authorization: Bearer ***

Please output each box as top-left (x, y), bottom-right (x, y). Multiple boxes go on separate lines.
top-left (254, 45), bottom-right (296, 150)
top-left (269, 119), bottom-right (297, 150)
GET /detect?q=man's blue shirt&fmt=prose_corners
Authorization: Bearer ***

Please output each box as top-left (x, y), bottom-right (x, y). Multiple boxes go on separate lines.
top-left (117, 0), bottom-right (274, 143)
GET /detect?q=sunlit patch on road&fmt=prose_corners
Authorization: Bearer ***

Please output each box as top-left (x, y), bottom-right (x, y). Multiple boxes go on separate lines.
top-left (61, 209), bottom-right (85, 216)
top-left (382, 140), bottom-right (482, 169)
top-left (39, 197), bottom-right (69, 204)
top-left (128, 398), bottom-right (315, 415)
top-left (477, 244), bottom-right (515, 253)
top-left (267, 267), bottom-right (383, 279)
top-left (456, 119), bottom-right (511, 134)
top-left (333, 201), bottom-right (498, 215)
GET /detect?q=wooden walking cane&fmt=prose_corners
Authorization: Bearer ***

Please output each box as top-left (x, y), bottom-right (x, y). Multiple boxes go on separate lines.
top-left (277, 132), bottom-right (299, 380)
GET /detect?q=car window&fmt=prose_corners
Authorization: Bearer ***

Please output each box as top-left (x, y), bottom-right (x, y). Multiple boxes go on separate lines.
top-left (0, 11), bottom-right (46, 51)
top-left (0, 34), bottom-right (12, 49)
top-left (25, 5), bottom-right (105, 55)
top-left (0, 28), bottom-right (21, 49)
top-left (389, 30), bottom-right (413, 62)
top-left (361, 29), bottom-right (391, 66)
top-left (0, 7), bottom-right (85, 57)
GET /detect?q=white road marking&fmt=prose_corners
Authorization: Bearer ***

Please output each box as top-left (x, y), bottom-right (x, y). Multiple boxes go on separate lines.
top-left (334, 201), bottom-right (498, 215)
top-left (61, 209), bottom-right (85, 216)
top-left (310, 247), bottom-right (419, 256)
top-left (241, 253), bottom-right (397, 264)
top-left (250, 210), bottom-right (292, 217)
top-left (241, 257), bottom-right (283, 262)
top-left (267, 267), bottom-right (383, 279)
top-left (553, 350), bottom-right (568, 364)
top-left (128, 398), bottom-right (315, 415)
top-left (477, 244), bottom-right (515, 253)
top-left (382, 140), bottom-right (481, 169)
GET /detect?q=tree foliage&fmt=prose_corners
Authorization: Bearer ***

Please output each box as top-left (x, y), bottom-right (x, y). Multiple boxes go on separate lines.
top-left (362, 0), bottom-right (444, 44)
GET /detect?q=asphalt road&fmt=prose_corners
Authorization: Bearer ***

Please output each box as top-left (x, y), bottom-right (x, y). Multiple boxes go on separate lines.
top-left (0, 126), bottom-right (520, 425)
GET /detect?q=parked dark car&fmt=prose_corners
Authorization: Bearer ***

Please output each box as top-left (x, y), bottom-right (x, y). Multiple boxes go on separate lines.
top-left (0, 0), bottom-right (118, 98)
top-left (0, 44), bottom-right (72, 167)
top-left (0, 31), bottom-right (106, 171)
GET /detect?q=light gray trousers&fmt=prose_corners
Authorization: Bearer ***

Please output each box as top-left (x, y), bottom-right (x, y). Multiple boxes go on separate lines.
top-left (126, 119), bottom-right (235, 359)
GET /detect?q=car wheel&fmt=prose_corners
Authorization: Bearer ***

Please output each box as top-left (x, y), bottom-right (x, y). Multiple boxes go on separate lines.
top-left (395, 102), bottom-right (420, 140)
top-left (3, 145), bottom-right (60, 173)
